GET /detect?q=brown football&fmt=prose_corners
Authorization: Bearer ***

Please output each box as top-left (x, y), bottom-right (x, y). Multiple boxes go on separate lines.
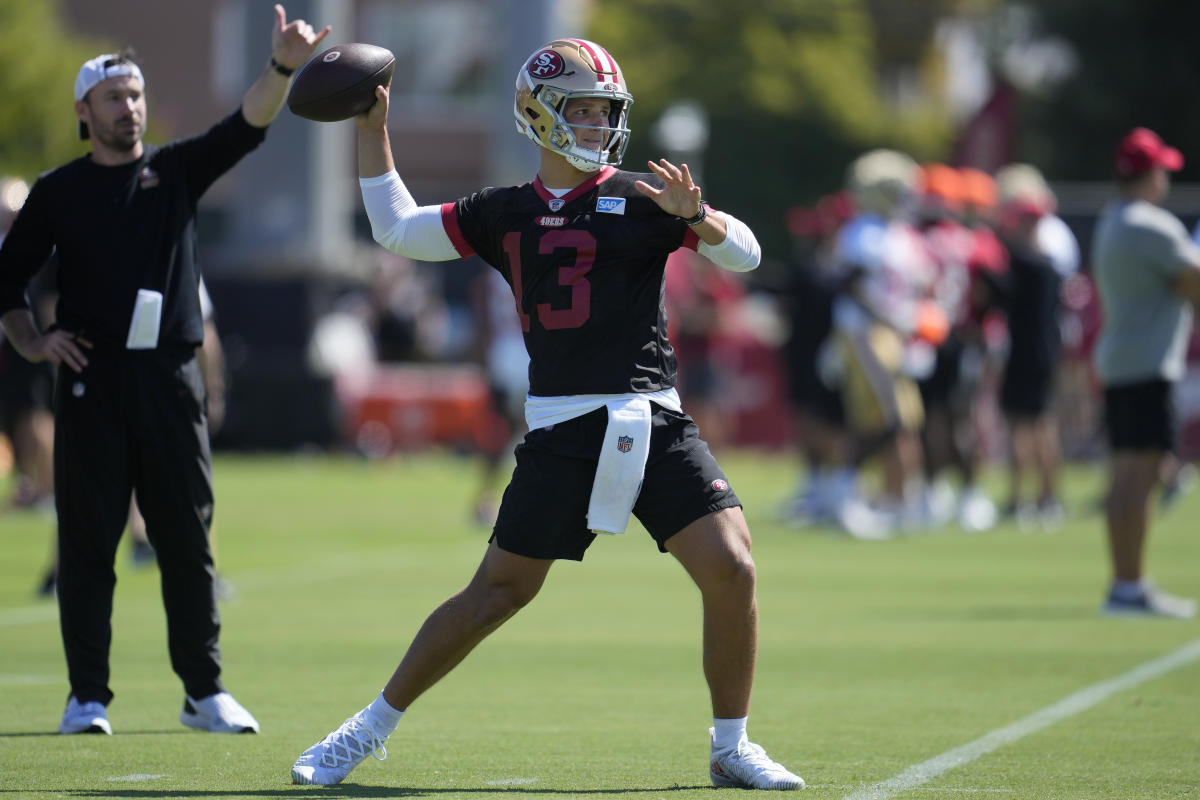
top-left (287, 43), bottom-right (395, 122)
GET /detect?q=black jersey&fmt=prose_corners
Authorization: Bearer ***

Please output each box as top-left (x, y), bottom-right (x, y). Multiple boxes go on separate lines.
top-left (1003, 243), bottom-right (1063, 372)
top-left (0, 110), bottom-right (266, 349)
top-left (443, 167), bottom-right (699, 396)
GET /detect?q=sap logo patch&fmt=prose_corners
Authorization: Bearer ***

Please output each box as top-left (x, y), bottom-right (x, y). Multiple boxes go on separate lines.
top-left (536, 215), bottom-right (567, 227)
top-left (596, 196), bottom-right (626, 215)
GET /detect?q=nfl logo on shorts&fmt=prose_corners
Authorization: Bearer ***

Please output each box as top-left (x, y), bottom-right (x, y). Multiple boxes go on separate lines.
top-left (617, 435), bottom-right (633, 453)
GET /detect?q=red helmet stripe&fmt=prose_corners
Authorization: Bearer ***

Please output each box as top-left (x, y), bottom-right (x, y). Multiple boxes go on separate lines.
top-left (570, 38), bottom-right (617, 79)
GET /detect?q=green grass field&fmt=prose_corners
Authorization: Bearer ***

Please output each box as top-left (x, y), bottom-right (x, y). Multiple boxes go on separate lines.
top-left (2, 451), bottom-right (1197, 799)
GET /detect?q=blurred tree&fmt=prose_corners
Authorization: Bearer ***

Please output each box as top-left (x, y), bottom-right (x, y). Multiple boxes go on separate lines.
top-left (588, 0), bottom-right (959, 270)
top-left (0, 0), bottom-right (111, 181)
top-left (1018, 0), bottom-right (1200, 181)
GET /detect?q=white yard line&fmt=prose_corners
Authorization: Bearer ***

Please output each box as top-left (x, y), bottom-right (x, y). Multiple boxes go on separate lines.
top-left (840, 637), bottom-right (1200, 800)
top-left (0, 605), bottom-right (58, 627)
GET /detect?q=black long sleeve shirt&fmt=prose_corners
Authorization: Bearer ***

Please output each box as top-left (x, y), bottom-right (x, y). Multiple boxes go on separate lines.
top-left (0, 109), bottom-right (266, 349)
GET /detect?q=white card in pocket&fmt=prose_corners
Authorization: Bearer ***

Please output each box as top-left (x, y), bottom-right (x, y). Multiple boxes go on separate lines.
top-left (125, 289), bottom-right (163, 349)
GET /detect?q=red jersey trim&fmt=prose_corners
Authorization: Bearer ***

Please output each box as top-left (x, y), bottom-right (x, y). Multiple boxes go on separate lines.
top-left (441, 202), bottom-right (474, 257)
top-left (682, 228), bottom-right (700, 251)
top-left (532, 166), bottom-right (618, 208)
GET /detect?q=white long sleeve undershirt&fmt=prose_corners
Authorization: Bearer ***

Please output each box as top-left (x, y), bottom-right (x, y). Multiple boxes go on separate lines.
top-left (359, 170), bottom-right (760, 272)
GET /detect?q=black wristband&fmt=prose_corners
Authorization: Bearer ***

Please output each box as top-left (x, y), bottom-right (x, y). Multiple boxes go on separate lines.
top-left (270, 57), bottom-right (295, 77)
top-left (681, 204), bottom-right (707, 227)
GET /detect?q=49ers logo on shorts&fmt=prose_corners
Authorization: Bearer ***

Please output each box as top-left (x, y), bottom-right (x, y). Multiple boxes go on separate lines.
top-left (617, 435), bottom-right (633, 453)
top-left (711, 479), bottom-right (729, 492)
top-left (528, 50), bottom-right (565, 79)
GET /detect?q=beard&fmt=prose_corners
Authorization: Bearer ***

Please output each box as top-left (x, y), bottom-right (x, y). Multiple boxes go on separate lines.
top-left (92, 117), bottom-right (144, 154)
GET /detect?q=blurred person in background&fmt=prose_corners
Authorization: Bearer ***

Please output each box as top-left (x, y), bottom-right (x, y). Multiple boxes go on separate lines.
top-left (292, 38), bottom-right (803, 790)
top-left (0, 177), bottom-right (56, 515)
top-left (993, 164), bottom-right (1078, 529)
top-left (1091, 127), bottom-right (1200, 618)
top-left (369, 249), bottom-right (449, 363)
top-left (467, 265), bottom-right (529, 525)
top-left (0, 6), bottom-right (330, 735)
top-left (914, 164), bottom-right (998, 532)
top-left (664, 246), bottom-right (746, 450)
top-left (778, 194), bottom-right (855, 526)
top-left (825, 149), bottom-right (946, 537)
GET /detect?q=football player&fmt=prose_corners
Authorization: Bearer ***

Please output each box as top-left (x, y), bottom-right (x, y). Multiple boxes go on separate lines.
top-left (292, 39), bottom-right (803, 790)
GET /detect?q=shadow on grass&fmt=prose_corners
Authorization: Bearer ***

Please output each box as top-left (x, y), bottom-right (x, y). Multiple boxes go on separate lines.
top-left (2, 786), bottom-right (709, 798)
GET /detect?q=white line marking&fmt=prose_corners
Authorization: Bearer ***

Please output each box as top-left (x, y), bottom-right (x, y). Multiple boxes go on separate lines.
top-left (0, 605), bottom-right (58, 628)
top-left (839, 637), bottom-right (1200, 800)
top-left (106, 774), bottom-right (167, 782)
top-left (0, 674), bottom-right (58, 685)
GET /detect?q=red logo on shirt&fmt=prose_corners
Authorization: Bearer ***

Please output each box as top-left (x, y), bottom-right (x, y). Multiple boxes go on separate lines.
top-left (711, 479), bottom-right (729, 492)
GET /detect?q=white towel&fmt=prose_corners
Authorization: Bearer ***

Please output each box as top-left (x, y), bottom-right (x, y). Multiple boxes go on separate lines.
top-left (587, 396), bottom-right (652, 534)
top-left (523, 389), bottom-right (683, 536)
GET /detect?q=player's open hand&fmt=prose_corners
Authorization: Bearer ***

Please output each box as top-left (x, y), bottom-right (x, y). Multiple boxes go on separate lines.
top-left (271, 4), bottom-right (331, 71)
top-left (634, 159), bottom-right (703, 220)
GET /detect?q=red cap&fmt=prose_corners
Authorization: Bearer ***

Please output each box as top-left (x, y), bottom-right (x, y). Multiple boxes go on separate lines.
top-left (1115, 127), bottom-right (1183, 178)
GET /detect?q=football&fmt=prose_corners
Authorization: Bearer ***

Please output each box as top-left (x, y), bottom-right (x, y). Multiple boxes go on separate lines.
top-left (287, 43), bottom-right (395, 122)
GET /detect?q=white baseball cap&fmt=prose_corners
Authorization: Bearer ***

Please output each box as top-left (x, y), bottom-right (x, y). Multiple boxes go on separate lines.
top-left (74, 53), bottom-right (144, 102)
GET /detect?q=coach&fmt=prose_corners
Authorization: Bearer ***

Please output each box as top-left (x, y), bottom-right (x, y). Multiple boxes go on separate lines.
top-left (0, 5), bottom-right (328, 734)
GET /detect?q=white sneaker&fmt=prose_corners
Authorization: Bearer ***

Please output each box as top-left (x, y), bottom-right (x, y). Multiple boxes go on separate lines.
top-left (709, 729), bottom-right (804, 790)
top-left (180, 692), bottom-right (259, 733)
top-left (58, 696), bottom-right (112, 735)
top-left (958, 487), bottom-right (997, 533)
top-left (1103, 585), bottom-right (1197, 619)
top-left (292, 709), bottom-right (389, 785)
top-left (835, 496), bottom-right (895, 541)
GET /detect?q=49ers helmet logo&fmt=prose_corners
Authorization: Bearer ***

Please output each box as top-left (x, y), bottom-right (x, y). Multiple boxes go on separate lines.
top-left (528, 50), bottom-right (565, 79)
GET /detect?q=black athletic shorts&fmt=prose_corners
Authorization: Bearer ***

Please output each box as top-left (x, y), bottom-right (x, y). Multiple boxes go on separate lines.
top-left (491, 403), bottom-right (742, 561)
top-left (1103, 379), bottom-right (1177, 452)
top-left (1000, 358), bottom-right (1054, 419)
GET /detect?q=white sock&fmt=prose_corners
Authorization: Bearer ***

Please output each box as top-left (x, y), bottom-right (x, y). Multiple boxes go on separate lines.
top-left (712, 716), bottom-right (748, 752)
top-left (365, 692), bottom-right (404, 735)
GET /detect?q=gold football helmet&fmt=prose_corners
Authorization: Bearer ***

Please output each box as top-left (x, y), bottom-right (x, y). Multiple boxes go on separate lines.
top-left (514, 39), bottom-right (633, 173)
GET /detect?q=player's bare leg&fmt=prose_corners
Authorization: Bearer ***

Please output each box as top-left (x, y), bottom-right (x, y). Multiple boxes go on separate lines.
top-left (667, 507), bottom-right (803, 789)
top-left (667, 507), bottom-right (756, 717)
top-left (293, 540), bottom-right (553, 785)
top-left (383, 540), bottom-right (553, 710)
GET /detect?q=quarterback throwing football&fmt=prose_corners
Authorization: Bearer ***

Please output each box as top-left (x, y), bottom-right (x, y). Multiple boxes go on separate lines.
top-left (292, 39), bottom-right (803, 791)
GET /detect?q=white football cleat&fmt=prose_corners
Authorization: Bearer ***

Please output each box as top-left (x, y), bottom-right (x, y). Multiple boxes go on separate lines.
top-left (180, 691), bottom-right (259, 733)
top-left (291, 709), bottom-right (389, 785)
top-left (59, 696), bottom-right (112, 735)
top-left (709, 728), bottom-right (805, 790)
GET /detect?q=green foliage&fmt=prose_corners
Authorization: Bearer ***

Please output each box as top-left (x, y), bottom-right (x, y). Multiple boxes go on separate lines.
top-left (0, 0), bottom-right (111, 181)
top-left (1012, 0), bottom-right (1200, 181)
